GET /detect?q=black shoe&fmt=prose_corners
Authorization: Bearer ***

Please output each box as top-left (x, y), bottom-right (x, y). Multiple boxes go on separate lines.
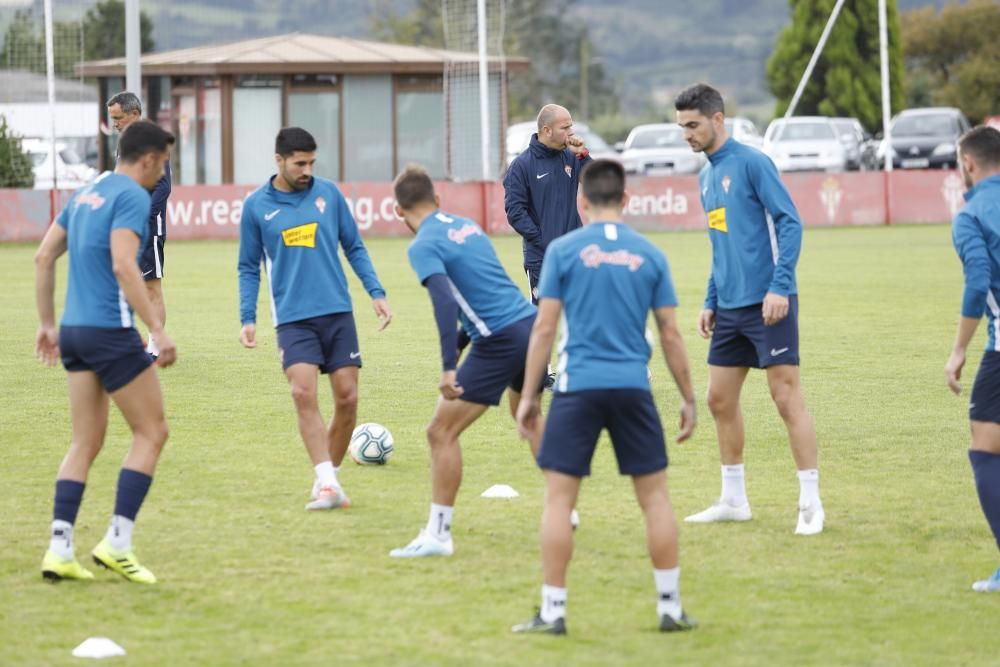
top-left (659, 610), bottom-right (697, 632)
top-left (512, 613), bottom-right (567, 635)
top-left (543, 372), bottom-right (556, 392)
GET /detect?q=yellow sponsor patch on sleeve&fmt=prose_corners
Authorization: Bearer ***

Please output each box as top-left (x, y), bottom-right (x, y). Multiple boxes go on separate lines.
top-left (281, 222), bottom-right (318, 248)
top-left (707, 207), bottom-right (727, 232)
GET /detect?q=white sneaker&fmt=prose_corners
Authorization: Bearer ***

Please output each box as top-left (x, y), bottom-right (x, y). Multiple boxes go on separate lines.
top-left (570, 509), bottom-right (580, 530)
top-left (389, 530), bottom-right (454, 558)
top-left (684, 501), bottom-right (752, 523)
top-left (310, 479), bottom-right (320, 501)
top-left (305, 485), bottom-right (351, 511)
top-left (795, 505), bottom-right (825, 535)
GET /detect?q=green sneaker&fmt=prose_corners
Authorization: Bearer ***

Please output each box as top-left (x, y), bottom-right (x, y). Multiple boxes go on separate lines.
top-left (659, 610), bottom-right (697, 632)
top-left (41, 550), bottom-right (95, 582)
top-left (512, 612), bottom-right (567, 635)
top-left (91, 539), bottom-right (157, 584)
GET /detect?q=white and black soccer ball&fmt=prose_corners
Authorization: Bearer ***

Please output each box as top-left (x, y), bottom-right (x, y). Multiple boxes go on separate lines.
top-left (349, 423), bottom-right (394, 465)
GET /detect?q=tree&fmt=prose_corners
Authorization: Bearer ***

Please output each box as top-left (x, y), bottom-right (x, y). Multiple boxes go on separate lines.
top-left (766, 0), bottom-right (906, 133)
top-left (901, 0), bottom-right (1000, 123)
top-left (82, 0), bottom-right (155, 61)
top-left (370, 0), bottom-right (618, 122)
top-left (0, 114), bottom-right (35, 188)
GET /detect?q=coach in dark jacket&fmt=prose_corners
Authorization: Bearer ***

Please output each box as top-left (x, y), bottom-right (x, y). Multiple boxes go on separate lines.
top-left (504, 104), bottom-right (591, 305)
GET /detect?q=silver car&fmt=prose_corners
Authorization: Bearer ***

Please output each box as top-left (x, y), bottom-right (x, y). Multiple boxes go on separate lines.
top-left (505, 120), bottom-right (617, 167)
top-left (763, 117), bottom-right (846, 172)
top-left (725, 117), bottom-right (764, 150)
top-left (618, 123), bottom-right (706, 175)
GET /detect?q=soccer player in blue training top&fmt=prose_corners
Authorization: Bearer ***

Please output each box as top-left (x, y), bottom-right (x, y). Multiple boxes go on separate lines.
top-left (35, 120), bottom-right (177, 584)
top-left (943, 125), bottom-right (1000, 593)
top-left (675, 83), bottom-right (824, 535)
top-left (238, 127), bottom-right (392, 511)
top-left (513, 159), bottom-right (698, 635)
top-left (388, 164), bottom-right (545, 558)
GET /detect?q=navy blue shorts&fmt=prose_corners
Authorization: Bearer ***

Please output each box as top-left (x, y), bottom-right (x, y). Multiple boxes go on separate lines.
top-left (276, 312), bottom-right (361, 374)
top-left (970, 350), bottom-right (1000, 423)
top-left (60, 326), bottom-right (153, 392)
top-left (139, 235), bottom-right (164, 281)
top-left (708, 296), bottom-right (799, 368)
top-left (457, 315), bottom-right (535, 406)
top-left (536, 389), bottom-right (668, 477)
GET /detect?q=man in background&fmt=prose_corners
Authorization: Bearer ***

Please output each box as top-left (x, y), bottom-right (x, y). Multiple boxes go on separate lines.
top-left (107, 91), bottom-right (172, 359)
top-left (504, 104), bottom-right (590, 388)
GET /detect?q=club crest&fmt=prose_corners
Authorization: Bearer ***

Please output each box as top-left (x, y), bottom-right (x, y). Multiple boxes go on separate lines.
top-left (564, 164), bottom-right (573, 178)
top-left (315, 196), bottom-right (326, 214)
top-left (721, 176), bottom-right (731, 194)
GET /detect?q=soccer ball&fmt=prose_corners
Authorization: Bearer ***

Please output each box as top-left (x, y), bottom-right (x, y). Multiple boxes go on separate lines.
top-left (349, 423), bottom-right (394, 465)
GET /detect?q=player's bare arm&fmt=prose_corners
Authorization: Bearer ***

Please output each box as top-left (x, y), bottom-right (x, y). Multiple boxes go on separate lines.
top-left (372, 297), bottom-right (393, 331)
top-left (654, 305), bottom-right (697, 443)
top-left (945, 316), bottom-right (980, 394)
top-left (33, 222), bottom-right (68, 366)
top-left (516, 298), bottom-right (561, 440)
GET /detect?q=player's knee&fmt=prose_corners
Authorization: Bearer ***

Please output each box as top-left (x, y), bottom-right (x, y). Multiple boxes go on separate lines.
top-left (425, 419), bottom-right (453, 447)
top-left (334, 387), bottom-right (358, 414)
top-left (769, 383), bottom-right (800, 419)
top-left (706, 386), bottom-right (734, 416)
top-left (289, 382), bottom-right (317, 408)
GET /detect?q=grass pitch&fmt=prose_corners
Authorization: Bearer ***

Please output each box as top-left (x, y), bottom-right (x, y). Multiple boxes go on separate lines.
top-left (1, 225), bottom-right (998, 666)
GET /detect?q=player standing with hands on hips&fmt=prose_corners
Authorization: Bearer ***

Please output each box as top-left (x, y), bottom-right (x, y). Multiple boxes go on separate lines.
top-left (675, 83), bottom-right (824, 535)
top-left (943, 125), bottom-right (1000, 592)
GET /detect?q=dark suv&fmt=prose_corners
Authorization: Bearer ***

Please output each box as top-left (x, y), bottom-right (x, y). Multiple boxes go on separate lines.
top-left (880, 107), bottom-right (971, 169)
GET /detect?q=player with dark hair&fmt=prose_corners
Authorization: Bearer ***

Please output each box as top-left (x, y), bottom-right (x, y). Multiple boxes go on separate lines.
top-left (107, 91), bottom-right (172, 359)
top-left (512, 158), bottom-right (697, 634)
top-left (944, 124), bottom-right (1000, 592)
top-left (238, 127), bottom-right (392, 511)
top-left (388, 164), bottom-right (549, 558)
top-left (36, 120), bottom-right (177, 583)
top-left (675, 83), bottom-right (824, 535)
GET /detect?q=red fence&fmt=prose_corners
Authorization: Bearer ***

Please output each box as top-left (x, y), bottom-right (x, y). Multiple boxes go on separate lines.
top-left (0, 170), bottom-right (968, 243)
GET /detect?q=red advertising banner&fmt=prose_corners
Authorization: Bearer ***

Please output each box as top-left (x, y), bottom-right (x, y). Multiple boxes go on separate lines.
top-left (0, 170), bottom-right (968, 243)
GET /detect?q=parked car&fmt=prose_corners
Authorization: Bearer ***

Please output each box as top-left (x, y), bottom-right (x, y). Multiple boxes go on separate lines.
top-left (725, 116), bottom-right (764, 150)
top-left (616, 123), bottom-right (706, 175)
top-left (830, 117), bottom-right (868, 170)
top-left (505, 120), bottom-right (617, 167)
top-left (22, 139), bottom-right (98, 190)
top-left (878, 107), bottom-right (971, 169)
top-left (762, 117), bottom-right (846, 172)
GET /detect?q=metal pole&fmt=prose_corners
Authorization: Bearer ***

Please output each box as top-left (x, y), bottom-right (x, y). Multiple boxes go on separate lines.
top-left (784, 0), bottom-right (847, 119)
top-left (477, 0), bottom-right (490, 180)
top-left (43, 0), bottom-right (57, 202)
top-left (879, 0), bottom-right (893, 173)
top-left (125, 0), bottom-right (141, 96)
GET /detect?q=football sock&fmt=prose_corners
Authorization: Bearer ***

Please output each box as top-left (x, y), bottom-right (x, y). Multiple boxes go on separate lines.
top-left (53, 479), bottom-right (85, 525)
top-left (540, 585), bottom-right (567, 623)
top-left (315, 461), bottom-right (339, 488)
top-left (654, 567), bottom-right (682, 619)
top-left (721, 465), bottom-right (747, 506)
top-left (49, 520), bottom-right (75, 559)
top-left (797, 469), bottom-right (821, 509)
top-left (108, 468), bottom-right (152, 551)
top-left (426, 503), bottom-right (453, 542)
top-left (969, 450), bottom-right (1000, 551)
top-left (106, 515), bottom-right (135, 553)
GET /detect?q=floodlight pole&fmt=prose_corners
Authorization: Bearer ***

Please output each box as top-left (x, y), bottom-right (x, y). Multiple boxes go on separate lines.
top-left (125, 0), bottom-right (141, 97)
top-left (477, 0), bottom-right (491, 181)
top-left (784, 0), bottom-right (846, 119)
top-left (878, 0), bottom-right (893, 173)
top-left (43, 0), bottom-right (57, 210)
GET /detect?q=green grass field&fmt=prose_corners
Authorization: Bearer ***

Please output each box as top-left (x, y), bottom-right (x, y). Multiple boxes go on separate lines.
top-left (2, 225), bottom-right (999, 666)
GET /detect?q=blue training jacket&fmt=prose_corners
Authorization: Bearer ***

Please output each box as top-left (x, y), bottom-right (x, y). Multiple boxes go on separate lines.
top-left (503, 134), bottom-right (591, 267)
top-left (698, 138), bottom-right (802, 310)
top-left (238, 176), bottom-right (385, 327)
top-left (952, 173), bottom-right (1000, 351)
